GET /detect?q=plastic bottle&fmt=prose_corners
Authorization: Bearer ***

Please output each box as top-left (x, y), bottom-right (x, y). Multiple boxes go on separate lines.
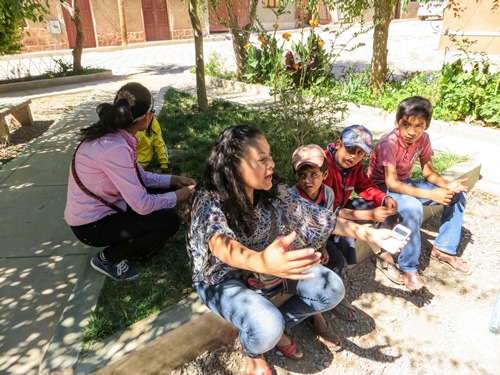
top-left (490, 289), bottom-right (500, 334)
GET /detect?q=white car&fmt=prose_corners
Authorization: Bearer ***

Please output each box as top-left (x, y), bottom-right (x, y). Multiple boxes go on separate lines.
top-left (417, 0), bottom-right (446, 20)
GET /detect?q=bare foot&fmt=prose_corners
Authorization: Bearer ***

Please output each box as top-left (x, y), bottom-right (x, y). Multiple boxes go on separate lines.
top-left (379, 250), bottom-right (396, 265)
top-left (244, 355), bottom-right (271, 375)
top-left (311, 314), bottom-right (342, 351)
top-left (402, 271), bottom-right (428, 294)
top-left (431, 246), bottom-right (470, 275)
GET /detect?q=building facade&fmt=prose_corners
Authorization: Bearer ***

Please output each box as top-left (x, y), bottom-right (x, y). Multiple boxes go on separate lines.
top-left (21, 0), bottom-right (193, 53)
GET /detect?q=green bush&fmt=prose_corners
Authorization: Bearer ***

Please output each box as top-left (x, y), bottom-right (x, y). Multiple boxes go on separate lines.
top-left (435, 57), bottom-right (500, 125)
top-left (331, 63), bottom-right (499, 128)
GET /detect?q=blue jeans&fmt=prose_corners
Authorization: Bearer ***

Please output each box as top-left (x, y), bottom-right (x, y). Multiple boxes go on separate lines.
top-left (378, 179), bottom-right (466, 273)
top-left (195, 265), bottom-right (344, 358)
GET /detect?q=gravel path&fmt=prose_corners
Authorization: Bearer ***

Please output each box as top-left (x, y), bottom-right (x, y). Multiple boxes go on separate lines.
top-left (0, 92), bottom-right (92, 166)
top-left (171, 189), bottom-right (500, 375)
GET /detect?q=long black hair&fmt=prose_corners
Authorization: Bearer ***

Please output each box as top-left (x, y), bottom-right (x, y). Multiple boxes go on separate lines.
top-left (187, 124), bottom-right (277, 235)
top-left (79, 82), bottom-right (152, 142)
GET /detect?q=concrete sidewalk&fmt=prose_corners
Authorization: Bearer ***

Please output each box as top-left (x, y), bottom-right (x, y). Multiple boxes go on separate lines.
top-left (0, 84), bottom-right (114, 375)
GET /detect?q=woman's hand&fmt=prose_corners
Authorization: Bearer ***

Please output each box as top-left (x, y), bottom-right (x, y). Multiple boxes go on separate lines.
top-left (259, 231), bottom-right (322, 280)
top-left (175, 185), bottom-right (196, 201)
top-left (171, 175), bottom-right (196, 188)
top-left (367, 227), bottom-right (408, 253)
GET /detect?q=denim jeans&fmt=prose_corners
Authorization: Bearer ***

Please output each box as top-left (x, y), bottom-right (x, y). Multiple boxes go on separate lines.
top-left (195, 265), bottom-right (344, 358)
top-left (378, 179), bottom-right (466, 273)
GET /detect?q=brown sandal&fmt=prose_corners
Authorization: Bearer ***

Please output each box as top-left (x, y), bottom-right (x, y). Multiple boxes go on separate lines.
top-left (373, 255), bottom-right (405, 285)
top-left (308, 318), bottom-right (342, 351)
top-left (431, 247), bottom-right (471, 275)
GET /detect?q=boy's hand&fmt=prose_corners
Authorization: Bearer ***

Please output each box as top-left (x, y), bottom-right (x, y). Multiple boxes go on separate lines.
top-left (372, 206), bottom-right (395, 222)
top-left (430, 188), bottom-right (455, 205)
top-left (319, 245), bottom-right (329, 265)
top-left (383, 197), bottom-right (398, 214)
top-left (447, 178), bottom-right (468, 193)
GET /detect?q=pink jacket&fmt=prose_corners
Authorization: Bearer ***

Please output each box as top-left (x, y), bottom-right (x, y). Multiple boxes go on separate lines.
top-left (64, 129), bottom-right (176, 226)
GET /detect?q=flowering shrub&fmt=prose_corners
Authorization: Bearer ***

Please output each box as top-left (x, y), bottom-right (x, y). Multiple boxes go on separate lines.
top-left (244, 20), bottom-right (334, 89)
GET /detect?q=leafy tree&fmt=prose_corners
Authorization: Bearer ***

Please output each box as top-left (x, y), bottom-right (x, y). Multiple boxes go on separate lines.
top-left (207, 0), bottom-right (259, 76)
top-left (0, 0), bottom-right (49, 55)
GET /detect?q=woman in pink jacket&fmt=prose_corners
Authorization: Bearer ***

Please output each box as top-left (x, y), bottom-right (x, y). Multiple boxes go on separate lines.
top-left (64, 82), bottom-right (195, 281)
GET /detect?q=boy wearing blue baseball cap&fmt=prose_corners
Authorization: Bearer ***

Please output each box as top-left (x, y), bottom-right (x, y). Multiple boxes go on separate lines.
top-left (324, 125), bottom-right (399, 319)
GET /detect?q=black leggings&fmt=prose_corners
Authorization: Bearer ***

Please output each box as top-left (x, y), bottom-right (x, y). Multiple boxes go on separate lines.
top-left (70, 208), bottom-right (180, 264)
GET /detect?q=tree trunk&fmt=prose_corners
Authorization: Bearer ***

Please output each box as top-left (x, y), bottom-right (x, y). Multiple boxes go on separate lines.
top-left (188, 0), bottom-right (208, 111)
top-left (230, 28), bottom-right (247, 77)
top-left (72, 1), bottom-right (84, 73)
top-left (118, 0), bottom-right (128, 45)
top-left (209, 0), bottom-right (258, 76)
top-left (61, 0), bottom-right (84, 73)
top-left (369, 0), bottom-right (393, 94)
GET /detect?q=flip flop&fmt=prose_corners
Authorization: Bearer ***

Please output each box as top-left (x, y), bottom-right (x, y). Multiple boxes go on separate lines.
top-left (372, 256), bottom-right (405, 285)
top-left (431, 247), bottom-right (471, 275)
top-left (332, 298), bottom-right (358, 321)
top-left (275, 337), bottom-right (303, 360)
top-left (307, 318), bottom-right (343, 352)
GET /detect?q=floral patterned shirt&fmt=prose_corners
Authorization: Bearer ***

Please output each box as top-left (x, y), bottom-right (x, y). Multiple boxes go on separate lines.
top-left (187, 184), bottom-right (337, 286)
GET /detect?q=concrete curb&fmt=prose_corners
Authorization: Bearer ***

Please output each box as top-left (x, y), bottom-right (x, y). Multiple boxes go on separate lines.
top-left (0, 70), bottom-right (113, 94)
top-left (75, 294), bottom-right (226, 374)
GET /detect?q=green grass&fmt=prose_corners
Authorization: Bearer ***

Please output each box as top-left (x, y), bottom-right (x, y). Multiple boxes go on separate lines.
top-left (410, 152), bottom-right (467, 180)
top-left (82, 88), bottom-right (467, 348)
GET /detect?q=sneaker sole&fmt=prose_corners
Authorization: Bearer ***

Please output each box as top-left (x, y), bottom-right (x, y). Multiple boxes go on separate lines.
top-left (90, 259), bottom-right (139, 281)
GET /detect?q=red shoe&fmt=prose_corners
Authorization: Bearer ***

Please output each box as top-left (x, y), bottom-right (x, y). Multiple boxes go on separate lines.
top-left (275, 337), bottom-right (303, 360)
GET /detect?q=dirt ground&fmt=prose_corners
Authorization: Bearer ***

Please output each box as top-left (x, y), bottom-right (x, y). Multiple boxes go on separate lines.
top-left (0, 92), bottom-right (91, 167)
top-left (5, 92), bottom-right (500, 375)
top-left (170, 192), bottom-right (500, 374)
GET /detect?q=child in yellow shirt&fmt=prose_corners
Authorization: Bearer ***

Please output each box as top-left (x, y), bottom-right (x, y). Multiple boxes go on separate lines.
top-left (136, 115), bottom-right (170, 173)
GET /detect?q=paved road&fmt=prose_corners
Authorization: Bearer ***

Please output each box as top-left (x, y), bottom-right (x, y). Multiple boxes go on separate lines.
top-left (4, 19), bottom-right (498, 82)
top-left (80, 20), bottom-right (453, 76)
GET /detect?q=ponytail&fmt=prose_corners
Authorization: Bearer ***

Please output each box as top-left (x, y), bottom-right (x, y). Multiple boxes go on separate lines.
top-left (79, 100), bottom-right (134, 142)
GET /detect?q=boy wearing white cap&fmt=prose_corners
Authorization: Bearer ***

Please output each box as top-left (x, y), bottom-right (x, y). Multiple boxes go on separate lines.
top-left (291, 144), bottom-right (341, 351)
